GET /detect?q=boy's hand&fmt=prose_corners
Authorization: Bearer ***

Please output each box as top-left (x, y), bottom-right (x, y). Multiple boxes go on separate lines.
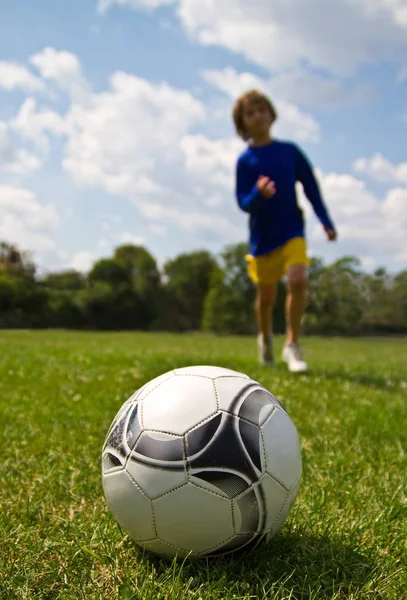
top-left (324, 226), bottom-right (337, 241)
top-left (257, 175), bottom-right (276, 198)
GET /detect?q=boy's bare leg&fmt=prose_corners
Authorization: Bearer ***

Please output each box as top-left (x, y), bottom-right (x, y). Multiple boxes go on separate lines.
top-left (285, 264), bottom-right (307, 344)
top-left (255, 284), bottom-right (276, 364)
top-left (283, 264), bottom-right (308, 372)
top-left (256, 284), bottom-right (276, 337)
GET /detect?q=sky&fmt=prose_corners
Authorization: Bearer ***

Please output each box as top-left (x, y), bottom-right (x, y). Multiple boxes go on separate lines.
top-left (0, 0), bottom-right (406, 275)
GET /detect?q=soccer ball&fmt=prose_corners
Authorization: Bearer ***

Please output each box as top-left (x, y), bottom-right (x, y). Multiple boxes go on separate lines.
top-left (101, 365), bottom-right (302, 559)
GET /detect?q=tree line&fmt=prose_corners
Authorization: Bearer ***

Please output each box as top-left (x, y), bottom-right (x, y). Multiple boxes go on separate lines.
top-left (0, 241), bottom-right (406, 335)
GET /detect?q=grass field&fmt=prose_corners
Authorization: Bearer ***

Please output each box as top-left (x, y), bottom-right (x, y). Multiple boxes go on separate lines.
top-left (0, 331), bottom-right (406, 600)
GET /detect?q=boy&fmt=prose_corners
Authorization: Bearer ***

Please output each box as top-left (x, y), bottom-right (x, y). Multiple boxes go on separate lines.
top-left (233, 90), bottom-right (337, 372)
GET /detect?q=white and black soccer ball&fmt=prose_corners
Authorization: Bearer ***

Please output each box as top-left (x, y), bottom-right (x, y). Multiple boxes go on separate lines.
top-left (101, 365), bottom-right (302, 559)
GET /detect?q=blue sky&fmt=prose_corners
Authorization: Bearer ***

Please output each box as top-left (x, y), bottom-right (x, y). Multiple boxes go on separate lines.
top-left (0, 0), bottom-right (406, 274)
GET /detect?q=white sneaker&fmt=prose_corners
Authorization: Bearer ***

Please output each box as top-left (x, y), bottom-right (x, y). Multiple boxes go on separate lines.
top-left (258, 335), bottom-right (274, 365)
top-left (282, 343), bottom-right (308, 373)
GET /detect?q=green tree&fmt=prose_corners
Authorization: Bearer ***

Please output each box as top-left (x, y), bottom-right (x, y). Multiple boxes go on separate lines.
top-left (113, 245), bottom-right (162, 328)
top-left (85, 257), bottom-right (149, 329)
top-left (0, 274), bottom-right (48, 327)
top-left (113, 245), bottom-right (160, 292)
top-left (164, 250), bottom-right (217, 331)
top-left (0, 242), bottom-right (35, 280)
top-left (76, 281), bottom-right (145, 330)
top-left (202, 264), bottom-right (241, 334)
top-left (390, 270), bottom-right (407, 331)
top-left (303, 257), bottom-right (325, 334)
top-left (0, 243), bottom-right (47, 327)
top-left (202, 243), bottom-right (255, 334)
top-left (304, 256), bottom-right (364, 334)
top-left (45, 290), bottom-right (84, 328)
top-left (42, 270), bottom-right (86, 291)
top-left (359, 268), bottom-right (400, 333)
top-left (1, 237), bottom-right (406, 335)
top-left (88, 259), bottom-right (131, 286)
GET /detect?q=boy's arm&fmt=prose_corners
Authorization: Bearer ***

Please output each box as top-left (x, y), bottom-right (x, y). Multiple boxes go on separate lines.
top-left (235, 156), bottom-right (262, 214)
top-left (295, 146), bottom-right (336, 232)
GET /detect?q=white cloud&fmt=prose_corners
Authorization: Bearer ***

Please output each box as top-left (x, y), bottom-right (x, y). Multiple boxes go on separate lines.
top-left (119, 232), bottom-right (146, 245)
top-left (53, 63), bottom-right (244, 241)
top-left (103, 0), bottom-right (407, 75)
top-left (0, 61), bottom-right (45, 93)
top-left (11, 97), bottom-right (68, 153)
top-left (0, 49), bottom-right (251, 253)
top-left (30, 47), bottom-right (90, 102)
top-left (0, 122), bottom-right (43, 175)
top-left (180, 135), bottom-right (244, 190)
top-left (177, 0), bottom-right (407, 74)
top-left (298, 171), bottom-right (407, 266)
top-left (100, 213), bottom-right (123, 233)
top-left (0, 186), bottom-right (59, 253)
top-left (97, 238), bottom-right (110, 251)
top-left (0, 96), bottom-right (67, 177)
top-left (61, 69), bottom-right (205, 201)
top-left (149, 224), bottom-right (166, 235)
top-left (70, 251), bottom-right (96, 272)
top-left (202, 69), bottom-right (321, 142)
top-left (274, 103), bottom-right (320, 143)
top-left (353, 153), bottom-right (407, 184)
top-left (137, 200), bottom-right (242, 238)
top-left (207, 67), bottom-right (375, 109)
top-left (98, 0), bottom-right (176, 13)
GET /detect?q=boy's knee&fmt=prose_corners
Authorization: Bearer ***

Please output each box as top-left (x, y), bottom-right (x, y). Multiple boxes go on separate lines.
top-left (258, 284), bottom-right (276, 303)
top-left (287, 273), bottom-right (307, 292)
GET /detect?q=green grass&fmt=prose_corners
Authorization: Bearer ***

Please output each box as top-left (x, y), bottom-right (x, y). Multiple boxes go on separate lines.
top-left (0, 331), bottom-right (406, 600)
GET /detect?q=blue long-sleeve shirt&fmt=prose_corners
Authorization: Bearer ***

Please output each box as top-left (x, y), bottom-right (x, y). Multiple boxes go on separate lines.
top-left (235, 140), bottom-right (335, 256)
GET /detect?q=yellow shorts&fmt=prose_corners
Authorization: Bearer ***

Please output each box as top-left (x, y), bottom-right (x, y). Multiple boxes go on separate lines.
top-left (246, 237), bottom-right (311, 286)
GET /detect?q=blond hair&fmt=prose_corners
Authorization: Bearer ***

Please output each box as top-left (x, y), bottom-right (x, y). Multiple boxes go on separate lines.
top-left (232, 90), bottom-right (277, 141)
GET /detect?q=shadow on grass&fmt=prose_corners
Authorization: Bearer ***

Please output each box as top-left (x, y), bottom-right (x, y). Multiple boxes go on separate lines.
top-left (226, 531), bottom-right (374, 597)
top-left (298, 366), bottom-right (406, 393)
top-left (140, 529), bottom-right (376, 600)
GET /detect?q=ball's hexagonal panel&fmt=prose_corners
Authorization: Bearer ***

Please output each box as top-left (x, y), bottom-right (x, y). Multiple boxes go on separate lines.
top-left (215, 380), bottom-right (278, 427)
top-left (174, 365), bottom-right (249, 379)
top-left (259, 473), bottom-right (289, 536)
top-left (238, 387), bottom-right (279, 426)
top-left (126, 459), bottom-right (188, 499)
top-left (141, 375), bottom-right (218, 435)
top-left (214, 376), bottom-right (255, 412)
top-left (232, 485), bottom-right (265, 535)
top-left (139, 539), bottom-right (190, 559)
top-left (103, 470), bottom-right (155, 542)
top-left (261, 407), bottom-right (302, 489)
top-left (135, 371), bottom-right (175, 400)
top-left (153, 483), bottom-right (234, 553)
top-left (290, 473), bottom-right (302, 497)
top-left (266, 474), bottom-right (301, 543)
top-left (128, 383), bottom-right (148, 403)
